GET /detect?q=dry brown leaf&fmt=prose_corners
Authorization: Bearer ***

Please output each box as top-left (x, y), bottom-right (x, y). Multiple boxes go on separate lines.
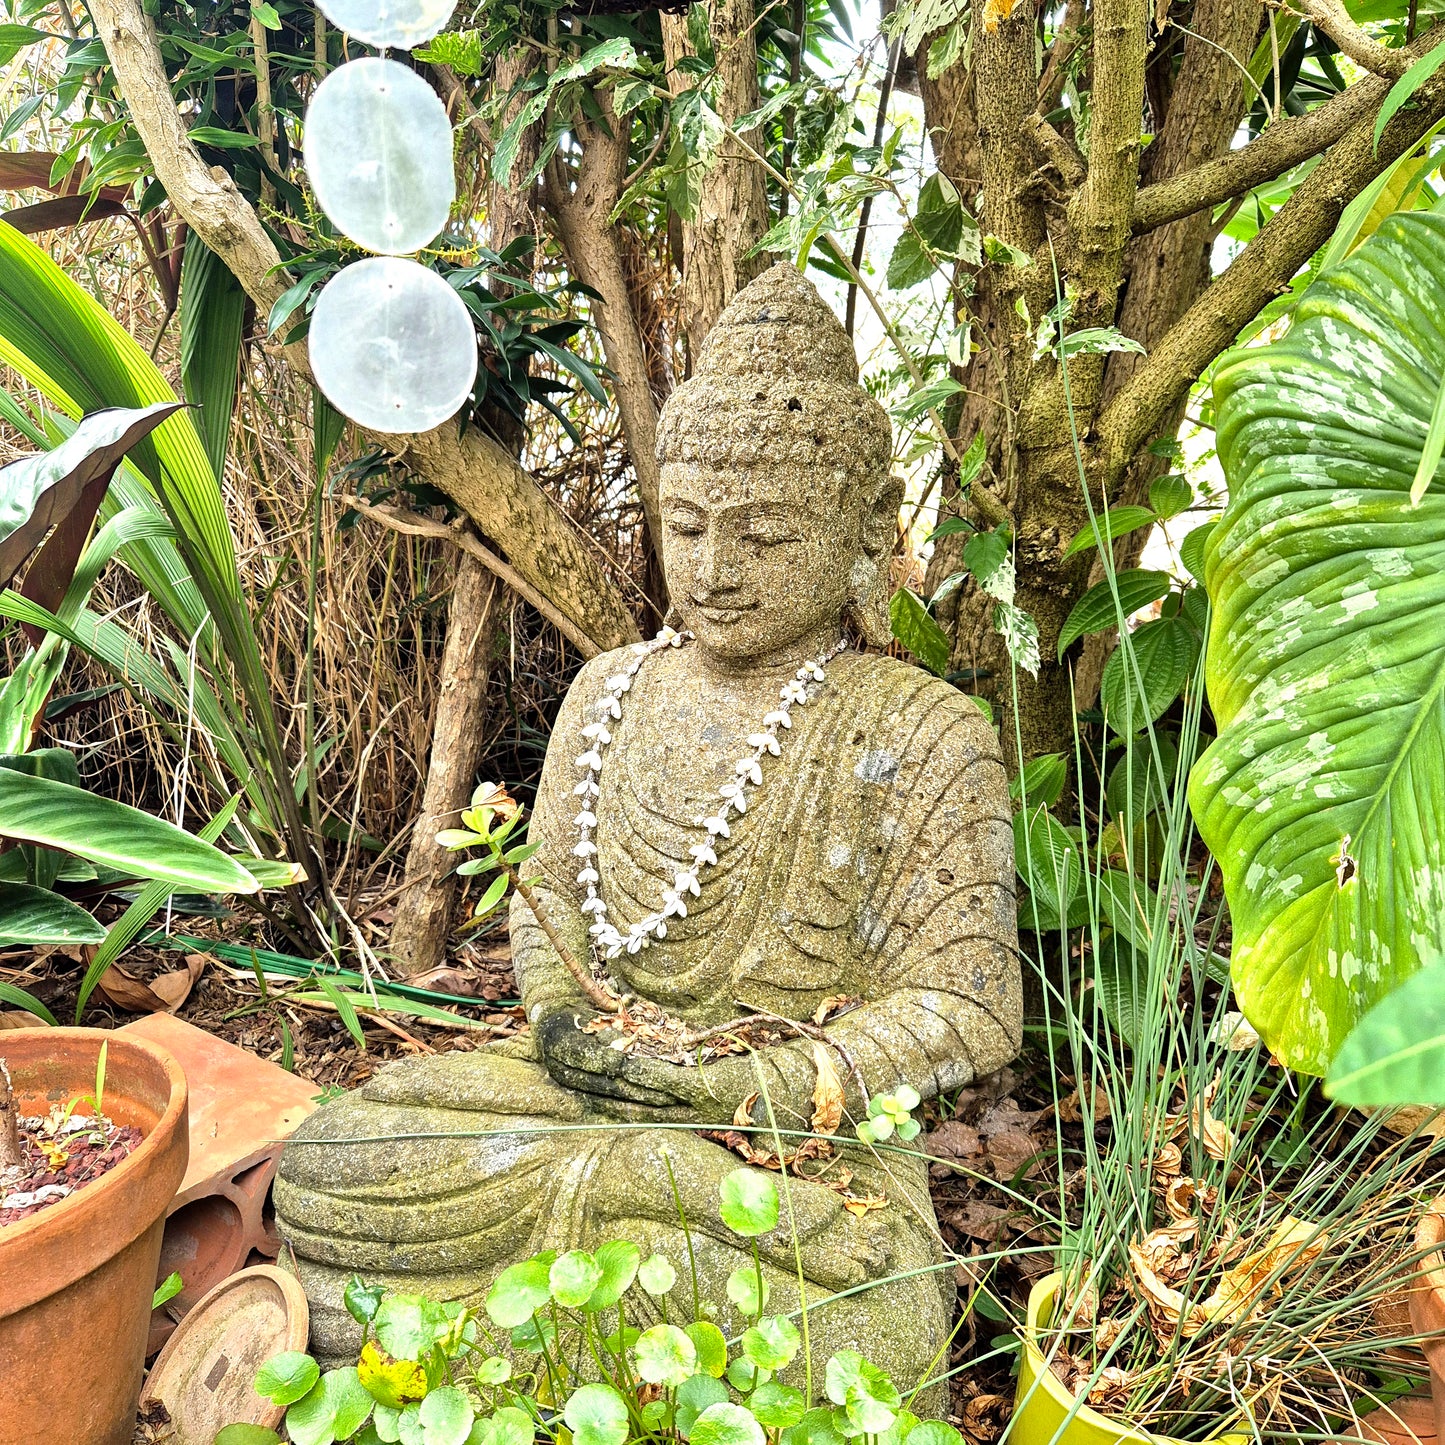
top-left (812, 994), bottom-right (858, 1026)
top-left (810, 1041), bottom-right (844, 1137)
top-left (1201, 1216), bottom-right (1325, 1325)
top-left (840, 1192), bottom-right (887, 1217)
top-left (0, 1011), bottom-right (39, 1031)
top-left (961, 1393), bottom-right (1011, 1445)
top-left (1085, 1366), bottom-right (1135, 1410)
top-left (928, 1120), bottom-right (983, 1161)
top-left (96, 966), bottom-right (169, 1014)
top-left (1127, 1241), bottom-right (1209, 1336)
top-left (946, 1200), bottom-right (1020, 1242)
top-left (1164, 1076), bottom-right (1236, 1162)
top-left (1058, 1081), bottom-right (1112, 1124)
top-left (1093, 1315), bottom-right (1126, 1354)
top-left (149, 953), bottom-right (206, 1013)
top-left (733, 1092), bottom-right (760, 1129)
top-left (1195, 1100), bottom-right (1235, 1162)
top-left (1151, 1142), bottom-right (1184, 1180)
top-left (1164, 1175), bottom-right (1208, 1221)
top-left (984, 1127), bottom-right (1042, 1180)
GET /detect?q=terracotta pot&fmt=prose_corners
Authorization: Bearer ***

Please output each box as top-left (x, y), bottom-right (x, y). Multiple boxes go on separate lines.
top-left (0, 1027), bottom-right (188, 1445)
top-left (1409, 1201), bottom-right (1445, 1444)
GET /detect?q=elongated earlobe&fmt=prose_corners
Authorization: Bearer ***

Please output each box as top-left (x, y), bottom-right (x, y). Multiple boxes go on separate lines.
top-left (845, 476), bottom-right (905, 649)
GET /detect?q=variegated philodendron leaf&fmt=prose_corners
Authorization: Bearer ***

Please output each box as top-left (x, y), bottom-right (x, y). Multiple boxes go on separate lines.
top-left (1190, 212), bottom-right (1445, 1075)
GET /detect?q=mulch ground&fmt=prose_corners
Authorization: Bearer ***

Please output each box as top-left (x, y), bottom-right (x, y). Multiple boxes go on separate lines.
top-left (1, 913), bottom-right (1062, 1436)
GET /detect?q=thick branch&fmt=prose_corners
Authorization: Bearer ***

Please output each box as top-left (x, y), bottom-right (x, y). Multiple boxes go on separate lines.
top-left (1099, 63), bottom-right (1445, 469)
top-left (1288, 0), bottom-right (1409, 76)
top-left (1068, 0), bottom-right (1149, 316)
top-left (90, 0), bottom-right (640, 652)
top-left (974, 3), bottom-right (1048, 255)
top-left (91, 0), bottom-right (289, 314)
top-left (1132, 70), bottom-right (1390, 231)
top-left (546, 94), bottom-right (663, 547)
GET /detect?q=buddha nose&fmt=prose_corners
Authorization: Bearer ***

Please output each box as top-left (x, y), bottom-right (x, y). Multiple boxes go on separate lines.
top-left (699, 529), bottom-right (741, 591)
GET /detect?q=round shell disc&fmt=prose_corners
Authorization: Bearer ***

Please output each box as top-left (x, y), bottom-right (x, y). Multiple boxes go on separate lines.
top-left (304, 57), bottom-right (454, 256)
top-left (314, 0), bottom-right (456, 50)
top-left (309, 256), bottom-right (478, 434)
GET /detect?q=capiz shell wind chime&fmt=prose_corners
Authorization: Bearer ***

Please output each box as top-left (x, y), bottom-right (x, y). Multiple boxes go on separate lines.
top-left (303, 0), bottom-right (477, 433)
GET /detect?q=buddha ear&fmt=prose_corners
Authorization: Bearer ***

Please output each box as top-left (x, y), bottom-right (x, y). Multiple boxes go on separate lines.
top-left (846, 475), bottom-right (905, 650)
top-left (862, 475), bottom-right (905, 562)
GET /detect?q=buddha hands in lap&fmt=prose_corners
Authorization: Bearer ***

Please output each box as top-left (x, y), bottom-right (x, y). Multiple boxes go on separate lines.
top-left (275, 263), bottom-right (1022, 1392)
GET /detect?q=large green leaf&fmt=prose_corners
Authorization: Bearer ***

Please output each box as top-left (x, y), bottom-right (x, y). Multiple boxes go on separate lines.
top-left (1191, 211), bottom-right (1445, 1074)
top-left (179, 233), bottom-right (246, 481)
top-left (0, 402), bottom-right (180, 590)
top-left (0, 221), bottom-right (308, 861)
top-left (0, 768), bottom-right (259, 894)
top-left (1325, 962), bottom-right (1445, 1106)
top-left (0, 880), bottom-right (106, 946)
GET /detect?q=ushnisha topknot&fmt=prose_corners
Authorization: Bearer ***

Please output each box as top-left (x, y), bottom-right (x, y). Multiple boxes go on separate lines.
top-left (656, 263), bottom-right (893, 492)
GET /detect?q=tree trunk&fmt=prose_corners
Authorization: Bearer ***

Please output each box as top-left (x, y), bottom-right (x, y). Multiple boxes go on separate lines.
top-left (662, 0), bottom-right (771, 357)
top-left (546, 89), bottom-right (668, 601)
top-left (388, 53), bottom-right (540, 976)
top-left (388, 553), bottom-right (499, 974)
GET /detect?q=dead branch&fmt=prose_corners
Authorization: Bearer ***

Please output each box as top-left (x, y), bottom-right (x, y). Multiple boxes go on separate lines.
top-left (341, 496), bottom-right (604, 659)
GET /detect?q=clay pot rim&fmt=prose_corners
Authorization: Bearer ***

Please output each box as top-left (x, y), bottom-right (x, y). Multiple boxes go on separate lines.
top-left (1418, 1201), bottom-right (1445, 1291)
top-left (0, 1026), bottom-right (187, 1285)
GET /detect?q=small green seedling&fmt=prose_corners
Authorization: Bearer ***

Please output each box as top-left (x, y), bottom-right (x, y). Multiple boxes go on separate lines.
top-left (855, 1084), bottom-right (921, 1144)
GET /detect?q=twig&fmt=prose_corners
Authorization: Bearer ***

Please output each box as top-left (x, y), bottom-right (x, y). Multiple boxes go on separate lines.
top-left (341, 496), bottom-right (603, 659)
top-left (681, 1006), bottom-right (871, 1106)
top-left (0, 1060), bottom-right (22, 1170)
top-left (508, 867), bottom-right (621, 1014)
top-left (845, 36), bottom-right (902, 337)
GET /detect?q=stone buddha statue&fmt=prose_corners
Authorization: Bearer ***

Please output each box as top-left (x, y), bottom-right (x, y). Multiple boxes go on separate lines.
top-left (275, 263), bottom-right (1021, 1396)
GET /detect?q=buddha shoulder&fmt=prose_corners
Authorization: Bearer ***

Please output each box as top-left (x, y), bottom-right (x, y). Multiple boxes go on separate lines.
top-left (832, 650), bottom-right (1004, 770)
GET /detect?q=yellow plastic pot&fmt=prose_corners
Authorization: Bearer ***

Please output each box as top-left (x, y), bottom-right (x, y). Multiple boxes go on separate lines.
top-left (1012, 1274), bottom-right (1246, 1445)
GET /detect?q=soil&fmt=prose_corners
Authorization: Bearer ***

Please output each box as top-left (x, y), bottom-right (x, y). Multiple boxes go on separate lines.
top-left (0, 1106), bottom-right (142, 1226)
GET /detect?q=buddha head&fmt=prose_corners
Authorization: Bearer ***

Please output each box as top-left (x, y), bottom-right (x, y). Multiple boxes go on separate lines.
top-left (655, 264), bottom-right (902, 666)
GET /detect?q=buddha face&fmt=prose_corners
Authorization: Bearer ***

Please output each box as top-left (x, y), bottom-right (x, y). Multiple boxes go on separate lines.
top-left (659, 465), bottom-right (858, 665)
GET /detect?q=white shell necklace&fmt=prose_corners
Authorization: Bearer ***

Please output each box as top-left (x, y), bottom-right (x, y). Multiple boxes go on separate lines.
top-left (572, 627), bottom-right (847, 963)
